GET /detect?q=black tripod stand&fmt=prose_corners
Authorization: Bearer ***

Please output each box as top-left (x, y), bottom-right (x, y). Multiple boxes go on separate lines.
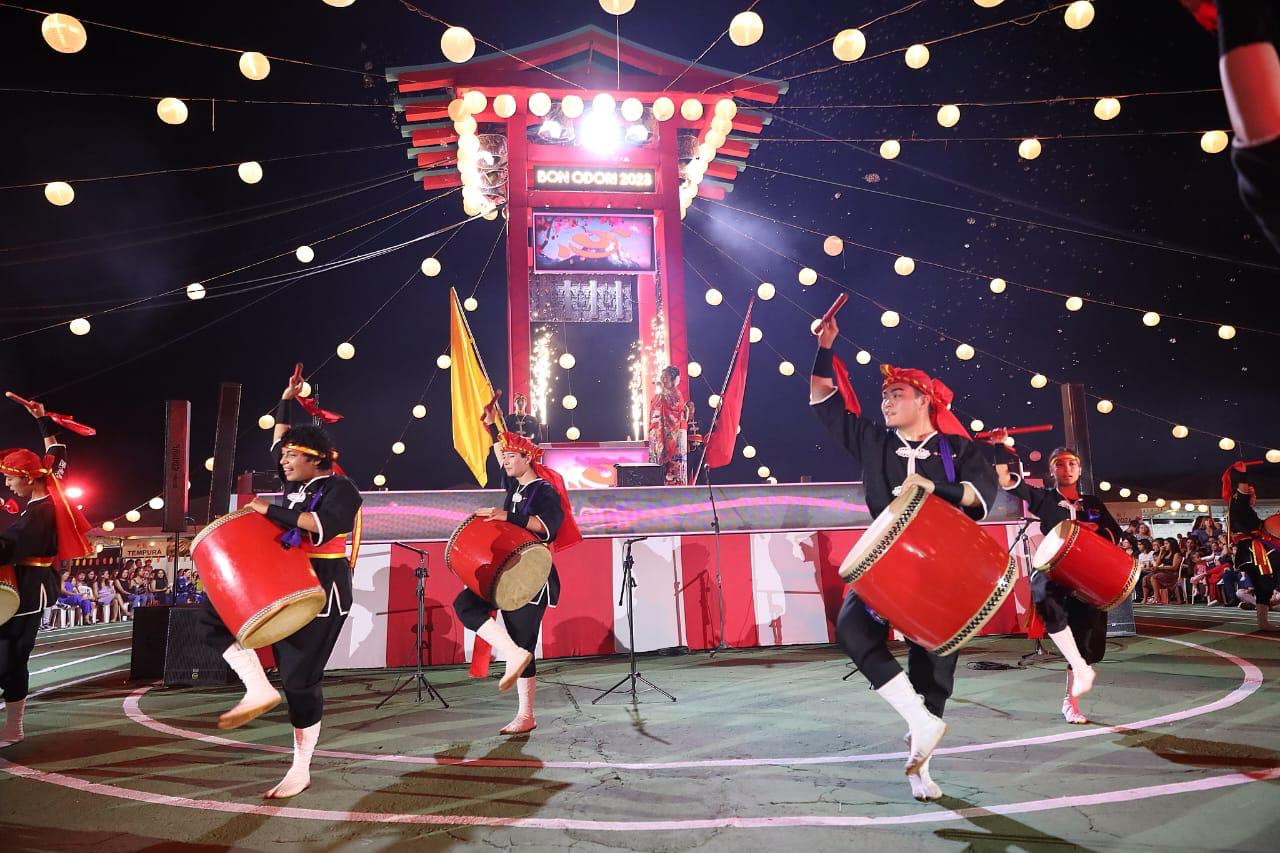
top-left (593, 537), bottom-right (676, 704)
top-left (377, 545), bottom-right (448, 709)
top-left (1007, 517), bottom-right (1057, 664)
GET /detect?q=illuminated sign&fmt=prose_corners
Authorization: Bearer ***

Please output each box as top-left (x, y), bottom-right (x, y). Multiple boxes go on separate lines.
top-left (533, 166), bottom-right (656, 192)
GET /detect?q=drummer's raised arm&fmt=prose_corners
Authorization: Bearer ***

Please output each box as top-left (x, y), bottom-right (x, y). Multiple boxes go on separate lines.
top-left (809, 317), bottom-right (839, 405)
top-left (271, 370), bottom-right (305, 446)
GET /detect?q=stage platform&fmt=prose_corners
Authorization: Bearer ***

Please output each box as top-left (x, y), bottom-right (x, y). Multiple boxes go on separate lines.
top-left (1, 605), bottom-right (1278, 851)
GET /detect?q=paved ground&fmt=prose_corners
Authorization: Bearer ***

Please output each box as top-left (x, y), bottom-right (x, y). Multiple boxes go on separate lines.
top-left (1, 605), bottom-right (1277, 851)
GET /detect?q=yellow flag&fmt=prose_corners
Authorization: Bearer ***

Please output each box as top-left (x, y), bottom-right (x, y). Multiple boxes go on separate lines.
top-left (450, 289), bottom-right (499, 486)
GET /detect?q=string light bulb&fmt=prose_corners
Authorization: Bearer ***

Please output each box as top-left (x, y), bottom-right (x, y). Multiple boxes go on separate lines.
top-left (955, 343), bottom-right (975, 361)
top-left (757, 465), bottom-right (771, 479)
top-left (1172, 424), bottom-right (1189, 438)
top-left (412, 404), bottom-right (427, 418)
top-left (296, 245), bottom-right (315, 263)
top-left (779, 360), bottom-right (795, 376)
top-left (528, 92), bottom-right (552, 117)
top-left (729, 11), bottom-right (764, 46)
top-left (42, 13), bottom-right (87, 53)
top-left (258, 414), bottom-right (275, 430)
top-left (336, 342), bottom-right (355, 360)
top-left (687, 361), bottom-right (702, 378)
top-left (237, 161), bottom-right (263, 184)
top-left (880, 310), bottom-right (900, 328)
top-left (1064, 1), bottom-right (1095, 30)
top-left (1119, 487), bottom-right (1131, 498)
top-left (621, 97), bottom-right (644, 122)
top-left (970, 419), bottom-right (985, 432)
top-left (1018, 138), bottom-right (1042, 160)
top-left (989, 277), bottom-right (1006, 294)
top-left (1155, 498), bottom-right (1166, 507)
top-left (562, 95), bottom-right (585, 118)
top-left (1266, 449), bottom-right (1280, 464)
top-left (1096, 399), bottom-right (1114, 414)
top-left (904, 44), bottom-right (930, 69)
top-left (652, 96), bottom-right (675, 121)
top-left (463, 296), bottom-right (478, 311)
top-left (436, 354), bottom-right (451, 369)
top-left (856, 350), bottom-right (872, 365)
top-left (798, 267), bottom-right (818, 286)
top-left (833, 28), bottom-right (866, 62)
top-left (1030, 373), bottom-right (1048, 388)
top-left (44, 181), bottom-right (74, 206)
top-left (186, 283), bottom-right (205, 300)
top-left (1142, 311), bottom-right (1161, 327)
top-left (743, 445), bottom-right (757, 459)
top-left (1065, 296), bottom-right (1083, 311)
top-left (1137, 493), bottom-right (1148, 502)
top-left (566, 426), bottom-right (581, 440)
top-left (1219, 437), bottom-right (1236, 451)
top-left (103, 520), bottom-right (116, 532)
top-left (373, 474), bottom-right (386, 487)
top-left (421, 257), bottom-right (441, 277)
top-left (894, 256), bottom-right (915, 276)
top-left (149, 497), bottom-right (165, 510)
top-left (705, 288), bottom-right (723, 306)
top-left (1201, 130), bottom-right (1229, 154)
top-left (757, 281), bottom-right (776, 300)
top-left (600, 0), bottom-right (636, 14)
top-left (879, 139), bottom-right (901, 159)
top-left (440, 26), bottom-right (476, 63)
top-left (156, 97), bottom-right (189, 125)
top-left (681, 98), bottom-right (704, 121)
top-left (493, 93), bottom-right (516, 118)
top-left (69, 317), bottom-right (91, 336)
top-left (1218, 324), bottom-right (1237, 340)
top-left (936, 104), bottom-right (960, 128)
top-left (562, 394), bottom-right (578, 410)
top-left (1093, 97), bottom-right (1120, 121)
top-left (126, 510), bottom-right (141, 523)
top-left (1099, 481), bottom-right (1111, 491)
top-left (239, 51), bottom-right (270, 80)
top-left (823, 235), bottom-right (844, 256)
top-left (708, 394), bottom-right (722, 409)
top-left (749, 326), bottom-right (763, 343)
top-left (392, 441), bottom-right (406, 455)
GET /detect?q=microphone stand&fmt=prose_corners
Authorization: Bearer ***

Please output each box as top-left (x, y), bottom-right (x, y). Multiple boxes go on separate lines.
top-left (1009, 517), bottom-right (1056, 664)
top-left (377, 546), bottom-right (448, 709)
top-left (592, 538), bottom-right (676, 704)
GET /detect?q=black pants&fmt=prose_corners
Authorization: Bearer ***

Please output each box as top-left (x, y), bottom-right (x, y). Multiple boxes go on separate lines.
top-left (197, 559), bottom-right (351, 729)
top-left (1031, 573), bottom-right (1107, 666)
top-left (454, 568), bottom-right (559, 679)
top-left (835, 591), bottom-right (957, 717)
top-left (0, 612), bottom-right (41, 703)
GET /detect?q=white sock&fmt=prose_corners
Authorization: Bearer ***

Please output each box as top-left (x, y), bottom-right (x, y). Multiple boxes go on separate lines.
top-left (222, 644), bottom-right (278, 703)
top-left (476, 619), bottom-right (524, 662)
top-left (876, 673), bottom-right (947, 773)
top-left (1048, 628), bottom-right (1095, 697)
top-left (265, 721), bottom-right (320, 799)
top-left (501, 678), bottom-right (537, 734)
top-left (0, 699), bottom-right (26, 747)
top-left (903, 733), bottom-right (942, 801)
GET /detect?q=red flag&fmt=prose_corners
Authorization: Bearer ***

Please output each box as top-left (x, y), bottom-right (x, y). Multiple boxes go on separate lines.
top-left (704, 301), bottom-right (753, 469)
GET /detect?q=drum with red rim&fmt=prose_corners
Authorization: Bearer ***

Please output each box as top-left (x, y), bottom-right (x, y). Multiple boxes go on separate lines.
top-left (191, 507), bottom-right (327, 649)
top-left (838, 486), bottom-right (1017, 654)
top-left (1264, 514), bottom-right (1280, 542)
top-left (446, 513), bottom-right (552, 611)
top-left (1032, 520), bottom-right (1140, 610)
top-left (0, 565), bottom-right (18, 627)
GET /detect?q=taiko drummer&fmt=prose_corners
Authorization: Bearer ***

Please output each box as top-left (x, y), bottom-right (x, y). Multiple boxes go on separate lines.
top-left (194, 366), bottom-right (362, 799)
top-left (452, 394), bottom-right (581, 735)
top-left (995, 445), bottom-right (1123, 724)
top-left (810, 312), bottom-right (998, 803)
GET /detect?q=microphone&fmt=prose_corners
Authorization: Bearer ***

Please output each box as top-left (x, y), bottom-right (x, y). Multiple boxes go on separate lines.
top-left (395, 542), bottom-right (428, 556)
top-left (623, 536), bottom-right (649, 545)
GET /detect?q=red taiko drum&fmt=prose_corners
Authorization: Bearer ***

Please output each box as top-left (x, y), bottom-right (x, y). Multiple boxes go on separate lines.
top-left (0, 565), bottom-right (18, 627)
top-left (1033, 520), bottom-right (1139, 610)
top-left (838, 486), bottom-right (1017, 654)
top-left (191, 507), bottom-right (327, 649)
top-left (446, 513), bottom-right (552, 611)
top-left (1264, 514), bottom-right (1280, 542)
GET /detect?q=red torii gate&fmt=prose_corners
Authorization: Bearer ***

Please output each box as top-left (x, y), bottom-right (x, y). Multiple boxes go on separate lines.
top-left (388, 25), bottom-right (785, 434)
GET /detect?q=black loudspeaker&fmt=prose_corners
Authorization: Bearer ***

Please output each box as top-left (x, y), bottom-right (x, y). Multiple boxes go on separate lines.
top-left (128, 605), bottom-right (233, 686)
top-left (208, 383), bottom-right (242, 523)
top-left (615, 463), bottom-right (665, 487)
top-left (164, 607), bottom-right (233, 687)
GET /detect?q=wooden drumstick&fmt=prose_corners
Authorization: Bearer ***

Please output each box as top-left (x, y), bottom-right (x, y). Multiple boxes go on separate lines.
top-left (821, 293), bottom-right (849, 326)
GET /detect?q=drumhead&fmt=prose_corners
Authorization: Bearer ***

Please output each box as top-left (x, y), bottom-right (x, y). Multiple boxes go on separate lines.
top-left (837, 485), bottom-right (926, 582)
top-left (0, 584), bottom-right (18, 627)
top-left (492, 542), bottom-right (553, 611)
top-left (1032, 520), bottom-right (1075, 572)
top-left (237, 588), bottom-right (328, 650)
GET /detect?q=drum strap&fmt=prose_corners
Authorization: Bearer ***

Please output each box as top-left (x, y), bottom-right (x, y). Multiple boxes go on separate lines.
top-left (937, 436), bottom-right (957, 484)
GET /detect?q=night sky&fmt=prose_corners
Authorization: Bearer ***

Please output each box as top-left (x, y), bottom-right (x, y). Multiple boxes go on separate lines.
top-left (3, 0), bottom-right (1277, 524)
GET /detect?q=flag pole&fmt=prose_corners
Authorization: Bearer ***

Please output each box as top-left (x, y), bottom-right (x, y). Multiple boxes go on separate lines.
top-left (452, 288), bottom-right (506, 434)
top-left (692, 296), bottom-right (754, 486)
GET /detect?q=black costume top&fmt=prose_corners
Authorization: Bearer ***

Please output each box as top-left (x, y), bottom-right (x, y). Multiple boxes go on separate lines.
top-left (1004, 475), bottom-right (1122, 542)
top-left (1229, 490), bottom-right (1265, 536)
top-left (0, 441), bottom-right (67, 613)
top-left (265, 443), bottom-right (362, 560)
top-left (811, 389), bottom-right (998, 520)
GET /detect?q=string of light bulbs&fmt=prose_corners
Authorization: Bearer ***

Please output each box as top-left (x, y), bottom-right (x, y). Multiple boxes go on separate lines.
top-left (704, 197), bottom-right (1276, 341)
top-left (764, 86), bottom-right (1223, 110)
top-left (690, 204), bottom-right (1279, 458)
top-left (0, 86), bottom-right (390, 109)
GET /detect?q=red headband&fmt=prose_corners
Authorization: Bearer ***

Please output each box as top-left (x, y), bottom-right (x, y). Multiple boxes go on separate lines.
top-left (498, 431), bottom-right (544, 464)
top-left (880, 364), bottom-right (971, 439)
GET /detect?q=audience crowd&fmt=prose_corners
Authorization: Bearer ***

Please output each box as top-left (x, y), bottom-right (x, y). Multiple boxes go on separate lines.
top-left (42, 557), bottom-right (206, 630)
